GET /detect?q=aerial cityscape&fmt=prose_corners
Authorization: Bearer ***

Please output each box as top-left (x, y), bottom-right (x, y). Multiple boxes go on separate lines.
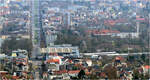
top-left (0, 0), bottom-right (150, 79)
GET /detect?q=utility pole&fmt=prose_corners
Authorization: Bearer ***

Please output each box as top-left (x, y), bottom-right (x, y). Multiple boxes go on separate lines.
top-left (148, 11), bottom-right (150, 76)
top-left (136, 21), bottom-right (140, 38)
top-left (147, 0), bottom-right (150, 74)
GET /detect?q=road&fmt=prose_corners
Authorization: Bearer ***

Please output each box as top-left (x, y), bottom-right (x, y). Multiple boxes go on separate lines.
top-left (32, 60), bottom-right (42, 80)
top-left (31, 45), bottom-right (41, 58)
top-left (30, 0), bottom-right (47, 79)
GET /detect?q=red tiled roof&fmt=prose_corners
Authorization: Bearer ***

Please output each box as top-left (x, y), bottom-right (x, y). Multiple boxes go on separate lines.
top-left (136, 18), bottom-right (145, 21)
top-left (87, 29), bottom-right (120, 35)
top-left (46, 59), bottom-right (60, 64)
top-left (68, 59), bottom-right (73, 63)
top-left (75, 63), bottom-right (82, 67)
top-left (104, 19), bottom-right (126, 26)
top-left (104, 20), bottom-right (116, 26)
top-left (68, 70), bottom-right (80, 74)
top-left (12, 76), bottom-right (20, 79)
top-left (0, 6), bottom-right (9, 9)
top-left (100, 29), bottom-right (120, 33)
top-left (99, 12), bottom-right (104, 14)
top-left (0, 71), bottom-right (8, 74)
top-left (54, 70), bottom-right (67, 74)
top-left (54, 70), bottom-right (80, 74)
top-left (99, 72), bottom-right (106, 77)
top-left (49, 53), bottom-right (58, 56)
top-left (144, 65), bottom-right (150, 69)
top-left (115, 56), bottom-right (123, 60)
top-left (85, 72), bottom-right (91, 75)
top-left (90, 0), bottom-right (96, 2)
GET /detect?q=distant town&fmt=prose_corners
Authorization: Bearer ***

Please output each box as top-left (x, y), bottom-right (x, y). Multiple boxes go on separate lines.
top-left (0, 0), bottom-right (150, 79)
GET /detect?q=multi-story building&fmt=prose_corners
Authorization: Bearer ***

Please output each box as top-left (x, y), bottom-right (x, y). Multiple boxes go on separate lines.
top-left (44, 27), bottom-right (57, 46)
top-left (0, 0), bottom-right (9, 16)
top-left (41, 44), bottom-right (80, 57)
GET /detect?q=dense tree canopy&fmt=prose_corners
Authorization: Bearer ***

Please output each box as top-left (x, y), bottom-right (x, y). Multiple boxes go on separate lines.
top-left (55, 29), bottom-right (147, 53)
top-left (104, 65), bottom-right (117, 79)
top-left (1, 37), bottom-right (32, 56)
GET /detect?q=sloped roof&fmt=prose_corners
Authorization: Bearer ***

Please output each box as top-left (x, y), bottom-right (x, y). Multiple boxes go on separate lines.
top-left (144, 65), bottom-right (150, 69)
top-left (46, 59), bottom-right (60, 63)
top-left (68, 70), bottom-right (80, 74)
